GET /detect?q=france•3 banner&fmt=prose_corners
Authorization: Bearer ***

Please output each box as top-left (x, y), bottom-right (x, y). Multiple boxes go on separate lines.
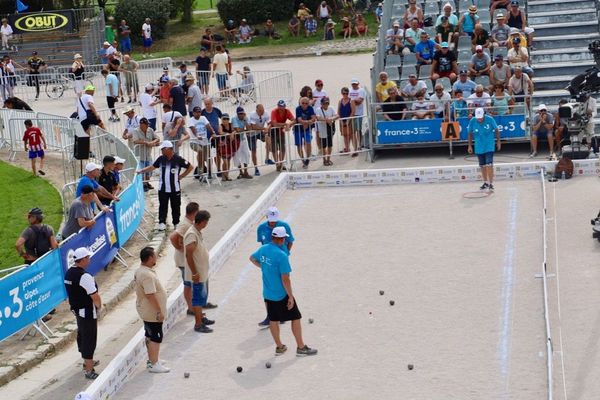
top-left (113, 174), bottom-right (145, 247)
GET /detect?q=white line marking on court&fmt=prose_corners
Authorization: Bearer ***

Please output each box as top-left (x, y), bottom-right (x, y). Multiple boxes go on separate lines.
top-left (498, 188), bottom-right (518, 397)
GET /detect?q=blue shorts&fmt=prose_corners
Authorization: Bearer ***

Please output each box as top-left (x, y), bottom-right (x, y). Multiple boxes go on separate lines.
top-left (192, 281), bottom-right (208, 307)
top-left (477, 152), bottom-right (494, 166)
top-left (143, 37), bottom-right (153, 48)
top-left (352, 116), bottom-right (363, 132)
top-left (533, 130), bottom-right (552, 138)
top-left (28, 149), bottom-right (44, 159)
top-left (294, 129), bottom-right (312, 146)
top-left (215, 73), bottom-right (228, 91)
top-left (178, 266), bottom-right (191, 287)
top-left (120, 38), bottom-right (132, 53)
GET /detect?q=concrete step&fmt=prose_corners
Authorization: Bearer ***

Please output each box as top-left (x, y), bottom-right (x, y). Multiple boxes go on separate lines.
top-left (530, 47), bottom-right (595, 64)
top-left (528, 8), bottom-right (598, 25)
top-left (529, 21), bottom-right (599, 37)
top-left (533, 33), bottom-right (600, 51)
top-left (533, 75), bottom-right (573, 91)
top-left (532, 60), bottom-right (597, 78)
top-left (527, 0), bottom-right (597, 13)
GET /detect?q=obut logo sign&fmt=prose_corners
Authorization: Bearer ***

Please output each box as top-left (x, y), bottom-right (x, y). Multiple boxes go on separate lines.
top-left (14, 13), bottom-right (69, 32)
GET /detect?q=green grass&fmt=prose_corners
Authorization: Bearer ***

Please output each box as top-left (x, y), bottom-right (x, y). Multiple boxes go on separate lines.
top-left (194, 0), bottom-right (219, 10)
top-left (0, 160), bottom-right (62, 271)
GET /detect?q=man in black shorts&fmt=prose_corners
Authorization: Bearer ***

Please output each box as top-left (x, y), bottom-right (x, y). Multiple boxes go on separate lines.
top-left (250, 227), bottom-right (317, 357)
top-left (64, 247), bottom-right (102, 379)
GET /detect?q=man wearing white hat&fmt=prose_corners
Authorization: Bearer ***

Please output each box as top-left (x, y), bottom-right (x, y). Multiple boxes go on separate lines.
top-left (530, 103), bottom-right (555, 158)
top-left (467, 107), bottom-right (500, 191)
top-left (71, 53), bottom-right (85, 94)
top-left (122, 105), bottom-right (140, 148)
top-left (250, 227), bottom-right (317, 357)
top-left (348, 78), bottom-right (366, 153)
top-left (76, 162), bottom-right (116, 210)
top-left (64, 247), bottom-right (102, 379)
top-left (136, 140), bottom-right (193, 231)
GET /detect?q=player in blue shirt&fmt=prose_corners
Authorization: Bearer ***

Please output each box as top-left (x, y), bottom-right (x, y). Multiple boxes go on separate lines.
top-left (250, 226), bottom-right (317, 357)
top-left (468, 107), bottom-right (500, 191)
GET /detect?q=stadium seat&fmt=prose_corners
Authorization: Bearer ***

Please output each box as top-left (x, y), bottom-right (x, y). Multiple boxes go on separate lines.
top-left (425, 1), bottom-right (440, 16)
top-left (458, 0), bottom-right (472, 13)
top-left (494, 46), bottom-right (508, 59)
top-left (475, 74), bottom-right (490, 87)
top-left (418, 64), bottom-right (432, 78)
top-left (476, 0), bottom-right (490, 9)
top-left (385, 66), bottom-right (401, 81)
top-left (458, 49), bottom-right (472, 62)
top-left (386, 54), bottom-right (402, 67)
top-left (424, 78), bottom-right (434, 94)
top-left (458, 35), bottom-right (472, 50)
top-left (438, 77), bottom-right (452, 92)
top-left (403, 52), bottom-right (418, 67)
top-left (424, 26), bottom-right (437, 38)
top-left (478, 9), bottom-right (491, 24)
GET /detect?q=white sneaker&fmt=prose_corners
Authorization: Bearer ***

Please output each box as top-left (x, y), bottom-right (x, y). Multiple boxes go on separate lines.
top-left (148, 362), bottom-right (170, 373)
top-left (158, 223), bottom-right (166, 231)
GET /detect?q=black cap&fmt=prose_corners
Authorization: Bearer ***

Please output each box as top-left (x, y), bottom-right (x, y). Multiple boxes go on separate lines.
top-left (28, 207), bottom-right (43, 216)
top-left (192, 106), bottom-right (202, 112)
top-left (139, 117), bottom-right (149, 124)
top-left (80, 185), bottom-right (94, 194)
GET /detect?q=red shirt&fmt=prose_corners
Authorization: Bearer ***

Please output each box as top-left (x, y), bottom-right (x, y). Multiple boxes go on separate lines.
top-left (270, 108), bottom-right (294, 124)
top-left (23, 127), bottom-right (43, 151)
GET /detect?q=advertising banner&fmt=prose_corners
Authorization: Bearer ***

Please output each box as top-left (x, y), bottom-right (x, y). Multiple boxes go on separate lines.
top-left (0, 250), bottom-right (67, 341)
top-left (60, 210), bottom-right (120, 276)
top-left (457, 114), bottom-right (527, 140)
top-left (9, 10), bottom-right (74, 34)
top-left (113, 175), bottom-right (145, 247)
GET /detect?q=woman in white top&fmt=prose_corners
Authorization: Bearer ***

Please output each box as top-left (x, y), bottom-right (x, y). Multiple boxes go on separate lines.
top-left (2, 55), bottom-right (16, 98)
top-left (403, 0), bottom-right (424, 29)
top-left (315, 96), bottom-right (338, 166)
top-left (1, 19), bottom-right (13, 50)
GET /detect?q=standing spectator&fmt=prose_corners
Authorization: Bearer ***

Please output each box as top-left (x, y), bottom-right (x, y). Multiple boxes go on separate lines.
top-left (224, 20), bottom-right (237, 44)
top-left (166, 116), bottom-right (190, 155)
top-left (170, 203), bottom-right (199, 314)
top-left (270, 100), bottom-right (294, 171)
top-left (195, 47), bottom-right (212, 95)
top-left (403, 0), bottom-right (424, 29)
top-left (386, 21), bottom-right (408, 55)
top-left (435, 16), bottom-right (458, 51)
top-left (185, 76), bottom-right (203, 117)
top-left (348, 79), bottom-right (366, 152)
top-left (134, 247), bottom-right (170, 373)
top-left (122, 106), bottom-right (140, 148)
top-left (341, 17), bottom-right (352, 39)
top-left (507, 37), bottom-right (533, 77)
top-left (338, 87), bottom-right (355, 154)
top-left (382, 87), bottom-right (407, 121)
top-left (101, 69), bottom-right (120, 122)
top-left (288, 15), bottom-right (300, 37)
top-left (136, 141), bottom-right (193, 231)
top-left (506, 1), bottom-right (534, 46)
top-left (108, 53), bottom-right (124, 102)
top-left (78, 85), bottom-right (104, 133)
top-left (71, 54), bottom-right (85, 94)
top-left (316, 1), bottom-right (332, 25)
top-left (375, 72), bottom-right (397, 103)
top-left (295, 97), bottom-right (316, 168)
top-left (158, 69), bottom-right (171, 104)
top-left (452, 69), bottom-right (477, 97)
top-left (118, 20), bottom-right (132, 54)
top-left (188, 106), bottom-right (215, 176)
top-left (64, 247), bottom-right (102, 379)
top-left (401, 73), bottom-right (427, 100)
top-left (249, 227), bottom-right (317, 357)
top-left (467, 107), bottom-right (501, 191)
top-left (354, 14), bottom-right (368, 37)
top-left (113, 157), bottom-right (126, 196)
top-left (27, 51), bottom-right (46, 101)
top-left (61, 186), bottom-right (97, 239)
top-left (312, 79), bottom-right (328, 108)
top-left (132, 118), bottom-right (160, 191)
top-left (530, 104), bottom-right (555, 158)
top-left (469, 45), bottom-right (491, 78)
top-left (76, 162), bottom-right (118, 207)
top-left (211, 45), bottom-right (230, 93)
top-left (248, 104), bottom-right (272, 174)
top-left (1, 18), bottom-right (13, 51)
top-left (491, 13), bottom-right (510, 48)
top-left (142, 18), bottom-right (153, 58)
top-left (415, 32), bottom-right (437, 71)
top-left (304, 15), bottom-right (317, 37)
top-left (22, 119), bottom-right (47, 176)
top-left (458, 5), bottom-right (479, 37)
top-left (15, 207), bottom-right (57, 265)
top-left (98, 42), bottom-right (115, 65)
top-left (297, 3), bottom-right (310, 21)
top-left (216, 113), bottom-right (235, 181)
top-left (507, 66), bottom-right (533, 108)
top-left (489, 54), bottom-right (511, 90)
top-left (2, 55), bottom-right (16, 98)
top-left (201, 28), bottom-right (220, 54)
top-left (140, 84), bottom-right (160, 130)
top-left (431, 42), bottom-right (458, 83)
top-left (255, 207), bottom-right (295, 328)
top-left (315, 96), bottom-right (337, 166)
top-left (120, 55), bottom-right (139, 103)
top-left (98, 156), bottom-right (117, 206)
top-left (105, 22), bottom-right (117, 44)
top-left (184, 210), bottom-right (214, 333)
top-left (168, 78), bottom-right (187, 117)
top-left (430, 84), bottom-right (451, 118)
top-left (436, 3), bottom-right (459, 27)
top-left (238, 19), bottom-right (253, 44)
top-left (375, 2), bottom-right (384, 24)
top-left (471, 24), bottom-right (490, 52)
top-left (231, 106), bottom-right (252, 179)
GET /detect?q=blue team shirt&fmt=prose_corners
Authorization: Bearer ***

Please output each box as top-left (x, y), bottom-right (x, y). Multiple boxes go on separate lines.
top-left (251, 243), bottom-right (292, 301)
top-left (452, 79), bottom-right (477, 97)
top-left (468, 115), bottom-right (498, 154)
top-left (76, 175), bottom-right (99, 197)
top-left (414, 39), bottom-right (437, 61)
top-left (295, 105), bottom-right (315, 133)
top-left (256, 221), bottom-right (294, 254)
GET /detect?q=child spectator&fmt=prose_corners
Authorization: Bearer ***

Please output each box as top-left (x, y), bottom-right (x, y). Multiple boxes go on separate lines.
top-left (411, 93), bottom-right (434, 119)
top-left (22, 119), bottom-right (47, 176)
top-left (238, 19), bottom-right (253, 44)
top-left (450, 89), bottom-right (469, 120)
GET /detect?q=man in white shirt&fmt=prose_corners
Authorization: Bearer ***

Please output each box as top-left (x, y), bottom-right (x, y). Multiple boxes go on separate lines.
top-left (78, 85), bottom-right (104, 133)
top-left (430, 84), bottom-right (452, 118)
top-left (1, 18), bottom-right (13, 50)
top-left (142, 18), bottom-right (153, 58)
top-left (248, 104), bottom-right (272, 175)
top-left (188, 106), bottom-right (215, 177)
top-left (312, 79), bottom-right (328, 108)
top-left (348, 78), bottom-right (366, 148)
top-left (401, 73), bottom-right (427, 100)
top-left (211, 45), bottom-right (230, 93)
top-left (139, 83), bottom-right (160, 130)
top-left (467, 84), bottom-right (491, 115)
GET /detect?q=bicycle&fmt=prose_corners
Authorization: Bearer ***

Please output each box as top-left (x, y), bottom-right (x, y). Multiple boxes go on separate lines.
top-left (44, 72), bottom-right (95, 99)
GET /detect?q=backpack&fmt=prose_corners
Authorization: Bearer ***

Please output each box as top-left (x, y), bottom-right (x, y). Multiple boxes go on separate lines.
top-left (25, 225), bottom-right (52, 258)
top-left (554, 156), bottom-right (574, 179)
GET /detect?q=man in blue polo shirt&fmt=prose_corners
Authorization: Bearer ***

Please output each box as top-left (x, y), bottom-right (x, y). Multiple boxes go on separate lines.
top-left (256, 206), bottom-right (294, 328)
top-left (468, 107), bottom-right (500, 191)
top-left (414, 32), bottom-right (438, 69)
top-left (76, 162), bottom-right (114, 212)
top-left (250, 226), bottom-right (317, 357)
top-left (295, 97), bottom-right (316, 169)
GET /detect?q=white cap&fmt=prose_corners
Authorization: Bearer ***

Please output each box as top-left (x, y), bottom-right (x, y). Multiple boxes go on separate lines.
top-left (122, 106), bottom-right (134, 114)
top-left (272, 226), bottom-right (289, 238)
top-left (538, 104), bottom-right (547, 111)
top-left (73, 247), bottom-right (91, 261)
top-left (103, 41), bottom-right (110, 46)
top-left (392, 20), bottom-right (400, 27)
top-left (85, 162), bottom-right (101, 172)
top-left (351, 78), bottom-right (359, 84)
top-left (74, 53), bottom-right (82, 59)
top-left (159, 140), bottom-right (174, 150)
top-left (114, 156), bottom-right (126, 164)
top-left (475, 107), bottom-right (485, 119)
top-left (266, 207), bottom-right (280, 222)
top-left (145, 83), bottom-right (154, 91)
top-left (475, 45), bottom-right (483, 51)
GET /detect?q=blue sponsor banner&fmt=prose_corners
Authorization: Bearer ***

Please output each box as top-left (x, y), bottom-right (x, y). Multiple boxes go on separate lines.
top-left (377, 114), bottom-right (527, 144)
top-left (0, 250), bottom-right (67, 340)
top-left (59, 209), bottom-right (120, 276)
top-left (113, 174), bottom-right (145, 247)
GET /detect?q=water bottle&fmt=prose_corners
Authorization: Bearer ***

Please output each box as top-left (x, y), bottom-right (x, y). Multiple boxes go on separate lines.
top-left (561, 171), bottom-right (566, 180)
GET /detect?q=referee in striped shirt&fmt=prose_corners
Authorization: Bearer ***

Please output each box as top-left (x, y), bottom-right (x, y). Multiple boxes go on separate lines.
top-left (137, 140), bottom-right (193, 231)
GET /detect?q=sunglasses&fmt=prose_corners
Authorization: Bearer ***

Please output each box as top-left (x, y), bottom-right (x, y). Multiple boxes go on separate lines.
top-left (435, 89), bottom-right (443, 92)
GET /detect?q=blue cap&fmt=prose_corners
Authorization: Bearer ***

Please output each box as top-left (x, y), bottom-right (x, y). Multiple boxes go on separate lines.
top-left (441, 41), bottom-right (449, 48)
top-left (236, 106), bottom-right (245, 114)
top-left (277, 100), bottom-right (286, 107)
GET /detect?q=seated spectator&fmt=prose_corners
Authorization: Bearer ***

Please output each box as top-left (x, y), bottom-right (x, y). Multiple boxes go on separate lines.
top-left (324, 18), bottom-right (336, 40)
top-left (316, 1), bottom-right (332, 25)
top-left (401, 73), bottom-right (428, 100)
top-left (431, 42), bottom-right (458, 83)
top-left (403, 0), bottom-right (424, 29)
top-left (491, 13), bottom-right (510, 48)
top-left (297, 3), bottom-right (310, 22)
top-left (238, 19), bottom-right (253, 44)
top-left (509, 27), bottom-right (528, 48)
top-left (467, 84), bottom-right (491, 114)
top-left (224, 19), bottom-right (237, 44)
top-left (530, 103), bottom-right (555, 158)
top-left (458, 5), bottom-right (479, 37)
top-left (490, 0), bottom-right (511, 14)
top-left (489, 54), bottom-right (511, 90)
top-left (435, 16), bottom-right (458, 51)
top-left (375, 2), bottom-right (384, 24)
top-left (507, 0), bottom-right (534, 46)
top-left (386, 21), bottom-right (409, 55)
top-left (382, 87), bottom-right (407, 120)
top-left (232, 66), bottom-right (254, 99)
top-left (450, 89), bottom-right (469, 119)
top-left (553, 99), bottom-right (568, 150)
top-left (490, 84), bottom-right (514, 115)
top-left (405, 18), bottom-right (424, 53)
top-left (355, 14), bottom-right (368, 37)
top-left (453, 68), bottom-right (477, 97)
top-left (415, 32), bottom-right (438, 70)
top-left (508, 66), bottom-right (533, 107)
top-left (341, 17), bottom-right (352, 39)
top-left (375, 71), bottom-right (397, 103)
top-left (436, 3), bottom-right (459, 27)
top-left (430, 84), bottom-right (452, 118)
top-left (411, 93), bottom-right (434, 119)
top-left (201, 28), bottom-right (220, 53)
top-left (471, 24), bottom-right (490, 53)
top-left (507, 37), bottom-right (533, 77)
top-left (469, 45), bottom-right (491, 78)
top-left (264, 19), bottom-right (279, 39)
top-left (304, 15), bottom-right (317, 37)
top-left (289, 15), bottom-right (300, 36)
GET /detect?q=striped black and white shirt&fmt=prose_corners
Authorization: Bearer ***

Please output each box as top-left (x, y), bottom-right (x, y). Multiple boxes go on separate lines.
top-left (153, 154), bottom-right (191, 193)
